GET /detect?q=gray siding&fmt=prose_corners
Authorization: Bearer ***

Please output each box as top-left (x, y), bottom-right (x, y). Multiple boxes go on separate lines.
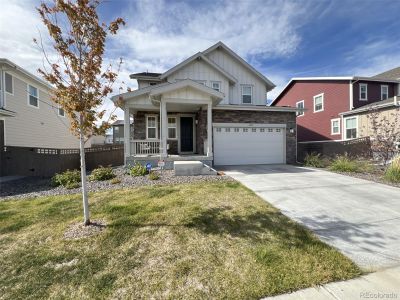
top-left (3, 71), bottom-right (79, 148)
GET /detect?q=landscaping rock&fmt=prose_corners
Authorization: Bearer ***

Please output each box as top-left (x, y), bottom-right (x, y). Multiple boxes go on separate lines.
top-left (0, 167), bottom-right (233, 201)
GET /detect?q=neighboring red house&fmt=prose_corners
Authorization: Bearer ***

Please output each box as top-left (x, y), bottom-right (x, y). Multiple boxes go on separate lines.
top-left (272, 71), bottom-right (400, 142)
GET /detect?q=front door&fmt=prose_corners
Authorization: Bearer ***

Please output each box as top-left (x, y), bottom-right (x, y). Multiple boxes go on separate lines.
top-left (180, 117), bottom-right (193, 152)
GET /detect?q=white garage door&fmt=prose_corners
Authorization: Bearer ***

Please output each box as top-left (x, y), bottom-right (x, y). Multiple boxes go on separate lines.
top-left (213, 125), bottom-right (285, 165)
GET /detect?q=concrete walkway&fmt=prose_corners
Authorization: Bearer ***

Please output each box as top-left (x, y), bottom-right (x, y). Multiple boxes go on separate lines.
top-left (220, 165), bottom-right (400, 270)
top-left (265, 266), bottom-right (400, 299)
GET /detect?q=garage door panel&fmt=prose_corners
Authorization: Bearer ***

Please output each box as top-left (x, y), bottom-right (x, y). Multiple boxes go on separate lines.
top-left (213, 125), bottom-right (285, 165)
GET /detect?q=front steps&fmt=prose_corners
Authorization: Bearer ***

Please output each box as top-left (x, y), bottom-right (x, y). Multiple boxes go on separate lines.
top-left (174, 161), bottom-right (217, 176)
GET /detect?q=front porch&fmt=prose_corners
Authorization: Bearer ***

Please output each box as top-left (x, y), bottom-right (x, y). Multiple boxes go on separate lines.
top-left (122, 79), bottom-right (224, 168)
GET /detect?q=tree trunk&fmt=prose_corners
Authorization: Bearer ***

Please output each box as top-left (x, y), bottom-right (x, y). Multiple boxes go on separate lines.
top-left (79, 131), bottom-right (90, 225)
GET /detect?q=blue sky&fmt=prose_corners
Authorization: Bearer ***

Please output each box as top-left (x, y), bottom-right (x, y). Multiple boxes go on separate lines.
top-left (1, 0), bottom-right (400, 117)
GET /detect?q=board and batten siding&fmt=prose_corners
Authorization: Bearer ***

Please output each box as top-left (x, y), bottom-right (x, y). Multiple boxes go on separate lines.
top-left (3, 72), bottom-right (79, 148)
top-left (205, 48), bottom-right (268, 105)
top-left (167, 60), bottom-right (230, 104)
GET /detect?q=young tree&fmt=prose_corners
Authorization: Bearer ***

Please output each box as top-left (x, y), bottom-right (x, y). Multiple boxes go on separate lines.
top-left (35, 0), bottom-right (125, 225)
top-left (366, 105), bottom-right (400, 165)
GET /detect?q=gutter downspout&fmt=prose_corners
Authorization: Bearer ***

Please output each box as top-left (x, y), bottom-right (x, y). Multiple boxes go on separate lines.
top-left (0, 68), bottom-right (4, 109)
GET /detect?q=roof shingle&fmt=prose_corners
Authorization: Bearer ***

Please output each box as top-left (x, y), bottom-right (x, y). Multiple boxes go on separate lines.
top-left (372, 67), bottom-right (400, 80)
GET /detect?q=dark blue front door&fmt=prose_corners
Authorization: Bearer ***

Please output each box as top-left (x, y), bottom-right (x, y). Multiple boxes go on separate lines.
top-left (180, 117), bottom-right (193, 152)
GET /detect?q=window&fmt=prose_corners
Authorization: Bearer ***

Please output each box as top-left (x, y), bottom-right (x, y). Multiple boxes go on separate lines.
top-left (381, 85), bottom-right (389, 100)
top-left (211, 81), bottom-right (221, 91)
top-left (268, 128), bottom-right (273, 132)
top-left (296, 100), bottom-right (304, 116)
top-left (5, 73), bottom-right (13, 94)
top-left (331, 118), bottom-right (340, 135)
top-left (146, 115), bottom-right (158, 139)
top-left (241, 85), bottom-right (252, 104)
top-left (28, 85), bottom-right (39, 108)
top-left (225, 128), bottom-right (230, 132)
top-left (345, 117), bottom-right (357, 139)
top-left (359, 83), bottom-right (368, 101)
top-left (58, 106), bottom-right (65, 117)
top-left (234, 128), bottom-right (239, 132)
top-left (252, 128), bottom-right (257, 132)
top-left (243, 128), bottom-right (248, 132)
top-left (313, 93), bottom-right (324, 112)
top-left (168, 117), bottom-right (177, 139)
top-left (149, 82), bottom-right (157, 86)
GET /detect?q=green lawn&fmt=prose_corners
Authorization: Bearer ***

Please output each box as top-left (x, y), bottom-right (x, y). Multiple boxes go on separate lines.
top-left (0, 182), bottom-right (361, 299)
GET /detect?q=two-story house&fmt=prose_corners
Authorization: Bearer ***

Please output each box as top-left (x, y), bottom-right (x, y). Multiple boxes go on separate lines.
top-left (272, 69), bottom-right (400, 142)
top-left (0, 58), bottom-right (79, 149)
top-left (112, 42), bottom-right (298, 167)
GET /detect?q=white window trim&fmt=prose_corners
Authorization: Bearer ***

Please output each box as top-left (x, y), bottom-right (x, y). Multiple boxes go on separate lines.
top-left (241, 84), bottom-right (253, 104)
top-left (211, 81), bottom-right (221, 92)
top-left (27, 84), bottom-right (39, 109)
top-left (359, 83), bottom-right (368, 101)
top-left (331, 118), bottom-right (341, 135)
top-left (58, 106), bottom-right (66, 117)
top-left (313, 93), bottom-right (324, 112)
top-left (381, 85), bottom-right (389, 100)
top-left (167, 116), bottom-right (177, 140)
top-left (146, 115), bottom-right (158, 140)
top-left (344, 116), bottom-right (358, 140)
top-left (4, 72), bottom-right (13, 95)
top-left (296, 100), bottom-right (305, 117)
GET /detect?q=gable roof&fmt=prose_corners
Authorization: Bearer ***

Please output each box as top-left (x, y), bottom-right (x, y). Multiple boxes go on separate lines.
top-left (0, 58), bottom-right (54, 90)
top-left (202, 42), bottom-right (276, 89)
top-left (149, 79), bottom-right (224, 101)
top-left (373, 67), bottom-right (400, 80)
top-left (159, 52), bottom-right (237, 84)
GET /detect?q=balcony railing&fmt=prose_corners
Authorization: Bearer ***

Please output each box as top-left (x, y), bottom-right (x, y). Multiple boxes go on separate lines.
top-left (131, 140), bottom-right (160, 156)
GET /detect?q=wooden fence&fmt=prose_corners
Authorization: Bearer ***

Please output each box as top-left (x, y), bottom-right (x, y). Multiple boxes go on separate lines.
top-left (297, 137), bottom-right (372, 162)
top-left (1, 144), bottom-right (124, 177)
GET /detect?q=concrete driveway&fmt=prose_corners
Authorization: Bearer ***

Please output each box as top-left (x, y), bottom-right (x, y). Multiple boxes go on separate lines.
top-left (220, 164), bottom-right (400, 270)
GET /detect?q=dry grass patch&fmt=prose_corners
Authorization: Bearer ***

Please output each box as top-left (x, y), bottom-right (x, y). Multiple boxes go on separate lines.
top-left (0, 182), bottom-right (361, 299)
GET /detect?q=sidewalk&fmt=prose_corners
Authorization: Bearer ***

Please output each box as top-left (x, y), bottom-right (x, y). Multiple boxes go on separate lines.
top-left (265, 266), bottom-right (400, 299)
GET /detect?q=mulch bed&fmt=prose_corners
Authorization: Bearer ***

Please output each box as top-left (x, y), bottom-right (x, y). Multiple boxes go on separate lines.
top-left (327, 168), bottom-right (400, 189)
top-left (63, 219), bottom-right (107, 240)
top-left (0, 167), bottom-right (233, 201)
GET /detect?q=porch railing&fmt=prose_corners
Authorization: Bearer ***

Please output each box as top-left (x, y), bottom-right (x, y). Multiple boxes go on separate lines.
top-left (131, 140), bottom-right (160, 156)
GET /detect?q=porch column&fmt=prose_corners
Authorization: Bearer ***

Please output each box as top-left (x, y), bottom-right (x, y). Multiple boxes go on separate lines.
top-left (161, 100), bottom-right (168, 158)
top-left (207, 102), bottom-right (213, 157)
top-left (124, 106), bottom-right (131, 162)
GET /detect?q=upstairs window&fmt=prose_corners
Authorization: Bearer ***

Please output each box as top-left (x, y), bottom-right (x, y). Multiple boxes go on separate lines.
top-left (146, 115), bottom-right (158, 139)
top-left (313, 93), bottom-right (324, 112)
top-left (5, 73), bottom-right (13, 94)
top-left (168, 117), bottom-right (177, 139)
top-left (28, 85), bottom-right (39, 108)
top-left (381, 85), bottom-right (389, 100)
top-left (360, 83), bottom-right (368, 101)
top-left (211, 81), bottom-right (221, 92)
top-left (296, 100), bottom-right (304, 116)
top-left (58, 106), bottom-right (65, 117)
top-left (241, 85), bottom-right (252, 104)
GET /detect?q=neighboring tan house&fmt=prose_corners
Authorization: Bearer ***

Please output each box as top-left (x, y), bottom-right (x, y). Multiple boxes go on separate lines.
top-left (0, 58), bottom-right (79, 149)
top-left (272, 68), bottom-right (400, 142)
top-left (112, 41), bottom-right (297, 167)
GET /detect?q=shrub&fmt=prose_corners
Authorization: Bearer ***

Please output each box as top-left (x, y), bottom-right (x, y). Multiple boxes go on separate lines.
top-left (304, 153), bottom-right (327, 168)
top-left (129, 163), bottom-right (148, 176)
top-left (148, 171), bottom-right (160, 180)
top-left (52, 169), bottom-right (81, 188)
top-left (110, 178), bottom-right (121, 185)
top-left (89, 166), bottom-right (115, 181)
top-left (385, 155), bottom-right (400, 183)
top-left (329, 156), bottom-right (359, 172)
